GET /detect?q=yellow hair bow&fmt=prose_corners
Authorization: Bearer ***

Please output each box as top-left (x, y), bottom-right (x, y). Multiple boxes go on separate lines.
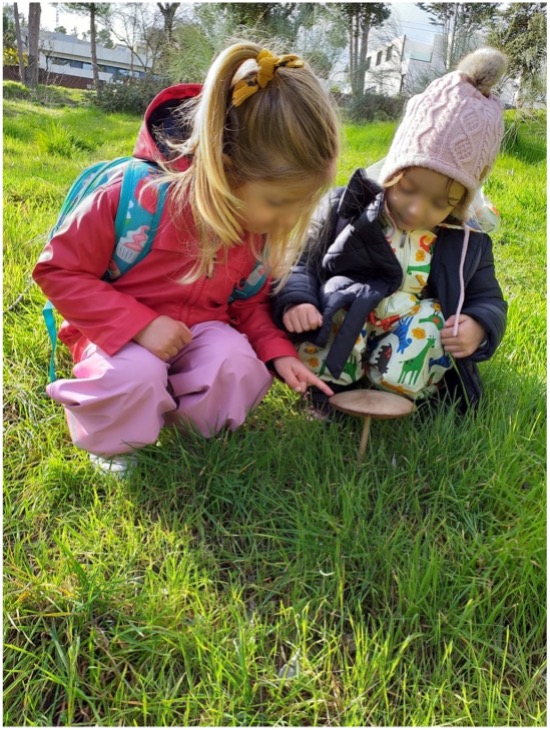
top-left (232, 49), bottom-right (305, 107)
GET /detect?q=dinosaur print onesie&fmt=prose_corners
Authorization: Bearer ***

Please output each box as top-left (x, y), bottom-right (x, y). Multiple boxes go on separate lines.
top-left (298, 209), bottom-right (454, 399)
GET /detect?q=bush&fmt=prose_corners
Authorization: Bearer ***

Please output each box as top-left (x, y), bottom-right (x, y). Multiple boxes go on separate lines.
top-left (94, 76), bottom-right (171, 115)
top-left (3, 47), bottom-right (27, 66)
top-left (2, 81), bottom-right (32, 101)
top-left (344, 92), bottom-right (406, 123)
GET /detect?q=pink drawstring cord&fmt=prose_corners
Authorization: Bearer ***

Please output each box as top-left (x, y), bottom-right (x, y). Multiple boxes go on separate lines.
top-left (453, 224), bottom-right (471, 336)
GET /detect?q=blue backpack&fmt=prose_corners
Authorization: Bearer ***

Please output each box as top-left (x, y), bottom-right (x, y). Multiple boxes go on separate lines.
top-left (42, 156), bottom-right (267, 381)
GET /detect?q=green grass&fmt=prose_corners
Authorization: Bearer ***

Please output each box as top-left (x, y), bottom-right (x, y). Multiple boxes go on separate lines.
top-left (3, 90), bottom-right (546, 726)
top-left (2, 80), bottom-right (92, 106)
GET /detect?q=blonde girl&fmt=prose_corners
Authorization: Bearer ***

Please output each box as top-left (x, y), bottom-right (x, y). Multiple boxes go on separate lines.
top-left (33, 42), bottom-right (340, 472)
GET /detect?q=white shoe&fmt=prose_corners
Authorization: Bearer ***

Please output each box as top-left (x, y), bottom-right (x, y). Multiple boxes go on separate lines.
top-left (89, 453), bottom-right (138, 477)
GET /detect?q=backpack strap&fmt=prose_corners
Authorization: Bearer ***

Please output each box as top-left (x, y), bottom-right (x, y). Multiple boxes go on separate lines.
top-left (43, 300), bottom-right (58, 384)
top-left (106, 159), bottom-right (169, 280)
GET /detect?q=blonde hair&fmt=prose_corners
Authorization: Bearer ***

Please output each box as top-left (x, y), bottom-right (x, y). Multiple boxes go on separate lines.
top-left (158, 41), bottom-right (340, 283)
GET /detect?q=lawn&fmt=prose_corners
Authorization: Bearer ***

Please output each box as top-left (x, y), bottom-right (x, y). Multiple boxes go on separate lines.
top-left (3, 88), bottom-right (546, 726)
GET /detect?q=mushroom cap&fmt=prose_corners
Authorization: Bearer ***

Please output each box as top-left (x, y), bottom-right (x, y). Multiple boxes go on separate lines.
top-left (329, 390), bottom-right (415, 419)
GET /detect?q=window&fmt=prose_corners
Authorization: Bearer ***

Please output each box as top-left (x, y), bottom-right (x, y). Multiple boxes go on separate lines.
top-left (48, 56), bottom-right (96, 70)
top-left (386, 46), bottom-right (393, 62)
top-left (48, 56), bottom-right (71, 66)
top-left (376, 51), bottom-right (382, 65)
top-left (366, 57), bottom-right (371, 71)
top-left (100, 64), bottom-right (126, 75)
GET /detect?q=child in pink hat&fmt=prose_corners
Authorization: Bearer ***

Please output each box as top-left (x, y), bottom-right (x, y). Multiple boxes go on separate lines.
top-left (274, 48), bottom-right (508, 415)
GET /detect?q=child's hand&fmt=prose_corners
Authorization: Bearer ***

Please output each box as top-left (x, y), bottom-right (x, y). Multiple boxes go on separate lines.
top-left (441, 314), bottom-right (486, 359)
top-left (272, 356), bottom-right (334, 396)
top-left (134, 315), bottom-right (193, 360)
top-left (282, 303), bottom-right (323, 333)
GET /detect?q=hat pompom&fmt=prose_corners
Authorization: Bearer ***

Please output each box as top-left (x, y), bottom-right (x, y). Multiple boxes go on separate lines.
top-left (457, 47), bottom-right (508, 97)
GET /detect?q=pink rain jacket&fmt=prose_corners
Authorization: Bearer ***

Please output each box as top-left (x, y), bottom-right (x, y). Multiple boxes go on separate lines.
top-left (33, 84), bottom-right (298, 365)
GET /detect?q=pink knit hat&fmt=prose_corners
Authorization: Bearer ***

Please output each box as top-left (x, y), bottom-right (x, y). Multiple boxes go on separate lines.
top-left (380, 48), bottom-right (507, 220)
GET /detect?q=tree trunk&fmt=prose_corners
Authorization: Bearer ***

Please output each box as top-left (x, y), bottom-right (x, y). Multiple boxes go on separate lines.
top-left (357, 22), bottom-right (371, 98)
top-left (157, 2), bottom-right (179, 42)
top-left (13, 3), bottom-right (26, 83)
top-left (438, 5), bottom-right (452, 72)
top-left (90, 4), bottom-right (101, 92)
top-left (349, 14), bottom-right (360, 97)
top-left (448, 2), bottom-right (459, 70)
top-left (348, 22), bottom-right (354, 94)
top-left (26, 2), bottom-right (41, 89)
top-left (348, 11), bottom-right (372, 100)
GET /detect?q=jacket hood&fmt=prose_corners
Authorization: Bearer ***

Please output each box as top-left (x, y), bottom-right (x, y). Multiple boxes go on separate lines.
top-left (337, 168), bottom-right (384, 221)
top-left (133, 83), bottom-right (202, 167)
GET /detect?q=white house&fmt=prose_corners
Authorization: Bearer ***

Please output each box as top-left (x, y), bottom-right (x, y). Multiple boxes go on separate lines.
top-left (39, 31), bottom-right (152, 86)
top-left (363, 33), bottom-right (518, 105)
top-left (364, 34), bottom-right (448, 96)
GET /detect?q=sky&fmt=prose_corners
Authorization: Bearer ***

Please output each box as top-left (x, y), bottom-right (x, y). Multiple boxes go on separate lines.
top-left (390, 3), bottom-right (440, 43)
top-left (21, 1), bottom-right (440, 45)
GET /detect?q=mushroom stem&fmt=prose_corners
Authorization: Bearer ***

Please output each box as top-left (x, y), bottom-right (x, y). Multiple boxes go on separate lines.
top-left (358, 415), bottom-right (372, 459)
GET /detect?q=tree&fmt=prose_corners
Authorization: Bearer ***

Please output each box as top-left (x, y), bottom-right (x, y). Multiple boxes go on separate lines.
top-left (86, 3), bottom-right (101, 90)
top-left (220, 2), bottom-right (312, 44)
top-left (337, 3), bottom-right (391, 99)
top-left (12, 3), bottom-right (26, 82)
top-left (157, 2), bottom-right (179, 42)
top-left (107, 3), bottom-right (161, 76)
top-left (97, 27), bottom-right (114, 48)
top-left (161, 3), bottom-right (345, 87)
top-left (161, 4), bottom-right (237, 83)
top-left (26, 2), bottom-right (41, 88)
top-left (486, 3), bottom-right (547, 108)
top-left (102, 3), bottom-right (187, 78)
top-left (161, 3), bottom-right (305, 83)
top-left (56, 3), bottom-right (112, 91)
top-left (416, 3), bottom-right (499, 70)
top-left (3, 5), bottom-right (17, 48)
top-left (295, 4), bottom-right (348, 82)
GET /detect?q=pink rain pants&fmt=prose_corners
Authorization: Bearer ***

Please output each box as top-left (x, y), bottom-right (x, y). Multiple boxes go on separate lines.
top-left (47, 321), bottom-right (273, 456)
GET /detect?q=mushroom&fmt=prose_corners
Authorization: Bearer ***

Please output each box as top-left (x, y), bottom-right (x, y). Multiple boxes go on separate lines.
top-left (329, 390), bottom-right (415, 459)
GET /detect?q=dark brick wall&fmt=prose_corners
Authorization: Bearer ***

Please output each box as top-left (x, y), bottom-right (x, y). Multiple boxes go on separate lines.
top-left (3, 65), bottom-right (99, 89)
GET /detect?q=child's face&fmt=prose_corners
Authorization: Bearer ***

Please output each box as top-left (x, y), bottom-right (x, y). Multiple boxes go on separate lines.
top-left (385, 167), bottom-right (466, 231)
top-left (233, 164), bottom-right (335, 236)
